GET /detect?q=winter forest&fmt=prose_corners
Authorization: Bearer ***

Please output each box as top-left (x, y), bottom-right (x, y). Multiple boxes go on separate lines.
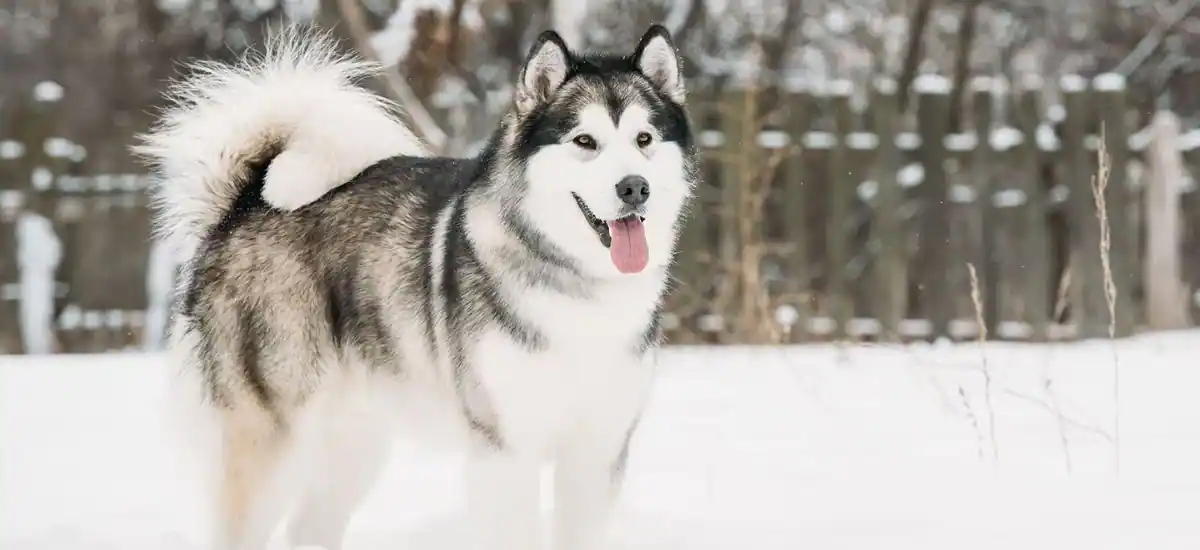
top-left (1, 0), bottom-right (1198, 352)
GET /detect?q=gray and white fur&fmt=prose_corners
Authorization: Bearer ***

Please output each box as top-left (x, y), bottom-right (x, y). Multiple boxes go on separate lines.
top-left (135, 24), bottom-right (697, 550)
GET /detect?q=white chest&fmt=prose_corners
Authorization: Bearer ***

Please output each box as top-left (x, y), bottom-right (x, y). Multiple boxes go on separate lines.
top-left (467, 282), bottom-right (661, 453)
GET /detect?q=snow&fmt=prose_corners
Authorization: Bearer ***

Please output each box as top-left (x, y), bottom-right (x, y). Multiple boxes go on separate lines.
top-left (1092, 73), bottom-right (1127, 92)
top-left (898, 162), bottom-right (924, 187)
top-left (1046, 104), bottom-right (1066, 123)
top-left (873, 76), bottom-right (897, 94)
top-left (42, 137), bottom-right (75, 159)
top-left (913, 74), bottom-right (951, 95)
top-left (33, 81), bottom-right (62, 102)
top-left (989, 126), bottom-right (1023, 151)
top-left (895, 132), bottom-right (921, 150)
top-left (1017, 73), bottom-right (1043, 92)
top-left (856, 179), bottom-right (878, 201)
top-left (1059, 74), bottom-right (1087, 93)
top-left (802, 131), bottom-right (836, 150)
top-left (969, 75), bottom-right (1001, 94)
top-left (845, 132), bottom-right (878, 150)
top-left (14, 213), bottom-right (60, 355)
top-left (30, 167), bottom-right (52, 190)
top-left (699, 130), bottom-right (725, 149)
top-left (1181, 129), bottom-right (1200, 152)
top-left (819, 79), bottom-right (854, 98)
top-left (6, 332), bottom-right (1200, 549)
top-left (993, 188), bottom-right (1027, 208)
top-left (756, 131), bottom-right (789, 149)
top-left (949, 183), bottom-right (975, 203)
top-left (370, 0), bottom-right (482, 67)
top-left (0, 140), bottom-right (25, 159)
top-left (944, 132), bottom-right (978, 152)
top-left (1036, 123), bottom-right (1060, 151)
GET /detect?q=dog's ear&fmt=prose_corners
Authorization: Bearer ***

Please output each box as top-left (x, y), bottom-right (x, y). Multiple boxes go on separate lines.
top-left (632, 25), bottom-right (685, 104)
top-left (516, 31), bottom-right (572, 114)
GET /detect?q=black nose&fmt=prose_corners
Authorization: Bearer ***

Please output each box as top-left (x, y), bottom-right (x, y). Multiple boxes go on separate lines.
top-left (615, 176), bottom-right (650, 207)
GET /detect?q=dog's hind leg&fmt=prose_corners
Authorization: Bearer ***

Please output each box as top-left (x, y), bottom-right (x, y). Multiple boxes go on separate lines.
top-left (209, 405), bottom-right (297, 550)
top-left (286, 386), bottom-right (394, 550)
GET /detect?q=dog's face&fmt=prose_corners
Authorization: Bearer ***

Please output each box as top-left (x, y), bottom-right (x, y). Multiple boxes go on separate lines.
top-left (510, 25), bottom-right (695, 278)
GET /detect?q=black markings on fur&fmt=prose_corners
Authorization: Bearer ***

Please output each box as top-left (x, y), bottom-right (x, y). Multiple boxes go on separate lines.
top-left (636, 308), bottom-right (663, 356)
top-left (441, 197), bottom-right (509, 449)
top-left (611, 417), bottom-right (641, 485)
top-left (189, 316), bottom-right (229, 408)
top-left (502, 209), bottom-right (583, 277)
top-left (466, 406), bottom-right (505, 449)
top-left (320, 251), bottom-right (396, 370)
top-left (445, 200), bottom-right (546, 353)
top-left (512, 45), bottom-right (692, 160)
top-left (236, 305), bottom-right (275, 414)
top-left (418, 213), bottom-right (440, 362)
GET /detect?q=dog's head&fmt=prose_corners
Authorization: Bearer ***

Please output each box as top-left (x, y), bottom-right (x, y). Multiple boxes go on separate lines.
top-left (507, 25), bottom-right (696, 278)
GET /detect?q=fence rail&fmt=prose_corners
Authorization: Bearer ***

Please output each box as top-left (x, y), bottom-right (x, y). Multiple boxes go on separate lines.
top-left (1, 74), bottom-right (1199, 353)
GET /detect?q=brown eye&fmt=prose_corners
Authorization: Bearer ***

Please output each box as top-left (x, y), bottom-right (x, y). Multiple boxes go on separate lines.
top-left (573, 134), bottom-right (597, 150)
top-left (636, 132), bottom-right (653, 147)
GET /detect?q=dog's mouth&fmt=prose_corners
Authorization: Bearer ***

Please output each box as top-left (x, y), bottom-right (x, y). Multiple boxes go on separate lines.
top-left (572, 193), bottom-right (649, 274)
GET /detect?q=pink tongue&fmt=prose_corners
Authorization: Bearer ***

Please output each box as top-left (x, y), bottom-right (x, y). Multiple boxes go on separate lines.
top-left (608, 217), bottom-right (649, 274)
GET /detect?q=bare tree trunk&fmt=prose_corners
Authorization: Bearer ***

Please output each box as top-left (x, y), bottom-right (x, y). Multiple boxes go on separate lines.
top-left (896, 0), bottom-right (936, 114)
top-left (947, 0), bottom-right (981, 133)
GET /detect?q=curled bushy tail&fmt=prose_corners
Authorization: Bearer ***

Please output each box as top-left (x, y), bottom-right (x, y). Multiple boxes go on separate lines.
top-left (133, 26), bottom-right (425, 256)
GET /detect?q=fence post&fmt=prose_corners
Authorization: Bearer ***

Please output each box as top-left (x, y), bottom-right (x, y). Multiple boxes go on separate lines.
top-left (780, 82), bottom-right (814, 341)
top-left (0, 102), bottom-right (25, 352)
top-left (969, 76), bottom-right (1000, 337)
top-left (867, 78), bottom-right (906, 341)
top-left (1185, 139), bottom-right (1200, 323)
top-left (1013, 77), bottom-right (1052, 341)
top-left (1062, 75), bottom-right (1134, 338)
top-left (1143, 110), bottom-right (1190, 329)
top-left (914, 75), bottom-right (954, 340)
top-left (0, 195), bottom-right (20, 353)
top-left (824, 81), bottom-right (854, 340)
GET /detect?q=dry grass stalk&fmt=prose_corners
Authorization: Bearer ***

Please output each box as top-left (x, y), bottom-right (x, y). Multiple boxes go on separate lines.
top-left (1091, 124), bottom-right (1121, 476)
top-left (967, 262), bottom-right (999, 466)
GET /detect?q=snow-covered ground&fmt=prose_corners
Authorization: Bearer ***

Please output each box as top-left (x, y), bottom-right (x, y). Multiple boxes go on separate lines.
top-left (4, 331), bottom-right (1200, 549)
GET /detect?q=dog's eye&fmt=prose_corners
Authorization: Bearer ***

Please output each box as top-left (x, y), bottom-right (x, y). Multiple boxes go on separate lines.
top-left (636, 132), bottom-right (653, 147)
top-left (573, 134), bottom-right (597, 150)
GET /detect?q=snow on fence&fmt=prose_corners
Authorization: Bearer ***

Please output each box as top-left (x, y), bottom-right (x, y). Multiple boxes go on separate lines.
top-left (669, 74), bottom-right (1200, 345)
top-left (1, 75), bottom-right (1199, 353)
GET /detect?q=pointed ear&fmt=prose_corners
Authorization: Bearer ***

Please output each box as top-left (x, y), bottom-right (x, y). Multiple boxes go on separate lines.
top-left (632, 25), bottom-right (685, 103)
top-left (516, 31), bottom-right (572, 114)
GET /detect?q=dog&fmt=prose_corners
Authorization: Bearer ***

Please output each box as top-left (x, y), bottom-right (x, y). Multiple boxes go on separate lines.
top-left (135, 23), bottom-right (697, 550)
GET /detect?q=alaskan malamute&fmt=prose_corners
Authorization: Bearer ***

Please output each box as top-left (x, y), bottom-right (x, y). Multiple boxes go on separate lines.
top-left (136, 23), bottom-right (696, 550)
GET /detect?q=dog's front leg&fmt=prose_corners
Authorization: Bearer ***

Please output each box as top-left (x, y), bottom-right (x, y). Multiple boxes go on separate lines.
top-left (466, 449), bottom-right (544, 550)
top-left (551, 421), bottom-right (637, 550)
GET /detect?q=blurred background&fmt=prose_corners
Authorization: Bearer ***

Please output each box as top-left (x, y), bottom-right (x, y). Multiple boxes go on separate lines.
top-left (1, 0), bottom-right (1198, 354)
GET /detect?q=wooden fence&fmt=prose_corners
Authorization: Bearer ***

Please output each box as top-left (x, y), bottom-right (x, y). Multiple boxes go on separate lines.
top-left (1, 75), bottom-right (1199, 353)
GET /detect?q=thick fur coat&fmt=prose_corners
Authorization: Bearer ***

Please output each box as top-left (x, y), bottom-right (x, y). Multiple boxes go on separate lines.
top-left (135, 24), bottom-right (697, 550)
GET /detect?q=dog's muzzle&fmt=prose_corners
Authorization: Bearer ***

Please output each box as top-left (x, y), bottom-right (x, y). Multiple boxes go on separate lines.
top-left (572, 193), bottom-right (644, 249)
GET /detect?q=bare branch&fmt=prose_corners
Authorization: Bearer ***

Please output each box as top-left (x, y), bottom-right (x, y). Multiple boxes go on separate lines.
top-left (897, 0), bottom-right (936, 113)
top-left (333, 0), bottom-right (449, 152)
top-left (1113, 0), bottom-right (1199, 76)
top-left (948, 0), bottom-right (982, 133)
